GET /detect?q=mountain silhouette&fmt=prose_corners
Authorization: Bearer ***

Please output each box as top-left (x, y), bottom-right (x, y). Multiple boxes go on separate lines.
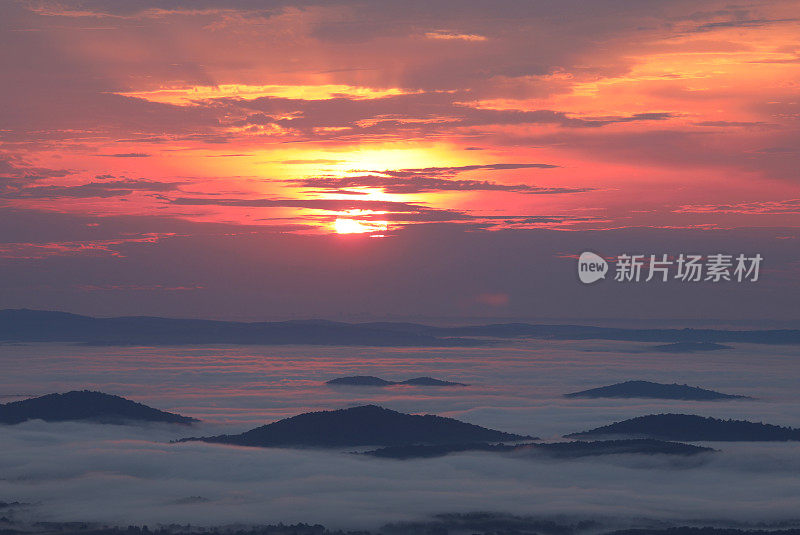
top-left (326, 376), bottom-right (396, 386)
top-left (326, 376), bottom-right (467, 386)
top-left (179, 405), bottom-right (532, 448)
top-left (3, 309), bottom-right (800, 346)
top-left (566, 414), bottom-right (800, 441)
top-left (0, 390), bottom-right (198, 425)
top-left (564, 381), bottom-right (748, 400)
top-left (0, 309), bottom-right (472, 347)
top-left (400, 377), bottom-right (468, 386)
top-left (6, 518), bottom-right (800, 535)
top-left (363, 438), bottom-right (714, 460)
top-left (607, 529), bottom-right (800, 535)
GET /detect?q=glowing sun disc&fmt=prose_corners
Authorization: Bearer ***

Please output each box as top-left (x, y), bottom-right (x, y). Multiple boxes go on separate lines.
top-left (334, 218), bottom-right (386, 234)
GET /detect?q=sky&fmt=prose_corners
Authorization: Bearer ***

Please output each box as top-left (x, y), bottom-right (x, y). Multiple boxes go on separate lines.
top-left (1, 0), bottom-right (799, 322)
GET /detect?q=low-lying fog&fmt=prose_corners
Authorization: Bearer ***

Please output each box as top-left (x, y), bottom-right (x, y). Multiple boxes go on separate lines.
top-left (1, 340), bottom-right (800, 528)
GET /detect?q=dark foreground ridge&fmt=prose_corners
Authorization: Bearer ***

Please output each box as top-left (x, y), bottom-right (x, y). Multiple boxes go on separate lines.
top-left (178, 405), bottom-right (532, 448)
top-left (566, 414), bottom-right (800, 441)
top-left (3, 309), bottom-right (800, 346)
top-left (564, 380), bottom-right (749, 400)
top-left (3, 512), bottom-right (800, 535)
top-left (326, 376), bottom-right (468, 386)
top-left (608, 530), bottom-right (800, 535)
top-left (0, 391), bottom-right (198, 425)
top-left (363, 438), bottom-right (714, 460)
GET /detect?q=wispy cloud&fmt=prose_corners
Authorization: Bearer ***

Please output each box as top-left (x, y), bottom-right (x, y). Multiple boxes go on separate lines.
top-left (285, 163), bottom-right (586, 195)
top-left (424, 31), bottom-right (488, 42)
top-left (3, 180), bottom-right (184, 199)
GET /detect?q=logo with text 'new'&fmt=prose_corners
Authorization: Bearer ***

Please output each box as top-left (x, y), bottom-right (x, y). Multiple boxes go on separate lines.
top-left (577, 252), bottom-right (762, 284)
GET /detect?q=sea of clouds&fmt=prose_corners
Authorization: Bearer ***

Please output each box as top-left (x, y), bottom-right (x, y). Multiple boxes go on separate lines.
top-left (1, 340), bottom-right (800, 529)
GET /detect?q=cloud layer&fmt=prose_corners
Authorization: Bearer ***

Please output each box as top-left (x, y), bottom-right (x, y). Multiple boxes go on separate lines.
top-left (2, 340), bottom-right (800, 528)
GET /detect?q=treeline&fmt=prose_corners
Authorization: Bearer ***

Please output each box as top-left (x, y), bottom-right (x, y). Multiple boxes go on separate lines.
top-left (6, 519), bottom-right (800, 535)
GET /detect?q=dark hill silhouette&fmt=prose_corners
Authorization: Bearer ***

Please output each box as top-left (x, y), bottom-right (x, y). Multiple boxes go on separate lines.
top-left (607, 529), bottom-right (800, 535)
top-left (363, 438), bottom-right (714, 460)
top-left (325, 376), bottom-right (467, 386)
top-left (400, 377), bottom-right (468, 386)
top-left (0, 391), bottom-right (197, 425)
top-left (179, 405), bottom-right (532, 447)
top-left (566, 414), bottom-right (800, 441)
top-left (3, 309), bottom-right (800, 346)
top-left (326, 376), bottom-right (395, 386)
top-left (564, 381), bottom-right (748, 400)
top-left (651, 342), bottom-right (732, 352)
top-left (6, 519), bottom-right (800, 535)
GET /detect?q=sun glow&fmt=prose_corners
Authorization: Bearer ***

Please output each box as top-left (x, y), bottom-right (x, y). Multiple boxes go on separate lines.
top-left (325, 146), bottom-right (464, 176)
top-left (119, 84), bottom-right (412, 105)
top-left (333, 218), bottom-right (389, 234)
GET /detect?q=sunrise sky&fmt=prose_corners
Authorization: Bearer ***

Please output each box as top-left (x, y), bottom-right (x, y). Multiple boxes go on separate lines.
top-left (1, 0), bottom-right (799, 321)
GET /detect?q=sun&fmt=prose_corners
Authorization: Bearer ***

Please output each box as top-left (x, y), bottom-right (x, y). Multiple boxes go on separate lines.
top-left (333, 218), bottom-right (388, 234)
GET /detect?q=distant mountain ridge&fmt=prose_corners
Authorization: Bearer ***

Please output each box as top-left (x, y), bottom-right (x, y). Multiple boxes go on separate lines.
top-left (326, 376), bottom-right (468, 386)
top-left (0, 309), bottom-right (467, 347)
top-left (1, 309), bottom-right (799, 346)
top-left (564, 381), bottom-right (748, 400)
top-left (566, 414), bottom-right (800, 441)
top-left (0, 390), bottom-right (197, 425)
top-left (179, 405), bottom-right (533, 448)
